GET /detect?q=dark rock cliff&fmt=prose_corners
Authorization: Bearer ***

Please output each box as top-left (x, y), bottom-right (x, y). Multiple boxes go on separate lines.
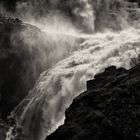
top-left (0, 16), bottom-right (48, 120)
top-left (47, 65), bottom-right (140, 140)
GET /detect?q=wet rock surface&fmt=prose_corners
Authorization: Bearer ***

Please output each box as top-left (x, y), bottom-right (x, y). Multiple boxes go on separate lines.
top-left (47, 65), bottom-right (140, 140)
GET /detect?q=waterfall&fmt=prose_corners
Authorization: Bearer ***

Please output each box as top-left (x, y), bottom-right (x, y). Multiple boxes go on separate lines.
top-left (2, 0), bottom-right (140, 140)
top-left (14, 27), bottom-right (140, 140)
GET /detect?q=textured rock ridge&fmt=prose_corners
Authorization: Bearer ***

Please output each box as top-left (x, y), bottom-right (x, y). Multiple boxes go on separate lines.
top-left (47, 65), bottom-right (140, 140)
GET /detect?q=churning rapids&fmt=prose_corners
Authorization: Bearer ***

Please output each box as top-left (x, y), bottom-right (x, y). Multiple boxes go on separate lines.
top-left (5, 26), bottom-right (140, 140)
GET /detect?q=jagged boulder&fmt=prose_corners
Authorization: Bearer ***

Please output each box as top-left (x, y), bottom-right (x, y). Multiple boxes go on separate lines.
top-left (47, 65), bottom-right (140, 140)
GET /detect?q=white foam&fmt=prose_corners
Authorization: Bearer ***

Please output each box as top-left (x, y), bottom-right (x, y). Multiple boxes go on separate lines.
top-left (14, 27), bottom-right (140, 140)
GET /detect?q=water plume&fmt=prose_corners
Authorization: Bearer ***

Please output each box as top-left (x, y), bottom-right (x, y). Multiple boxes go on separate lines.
top-left (13, 27), bottom-right (140, 140)
top-left (1, 0), bottom-right (137, 33)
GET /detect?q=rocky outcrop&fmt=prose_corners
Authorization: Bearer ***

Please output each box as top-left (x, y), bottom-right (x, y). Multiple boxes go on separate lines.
top-left (0, 16), bottom-right (48, 120)
top-left (47, 65), bottom-right (140, 140)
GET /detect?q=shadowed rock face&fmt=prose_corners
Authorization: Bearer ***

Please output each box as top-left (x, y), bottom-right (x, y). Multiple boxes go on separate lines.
top-left (0, 17), bottom-right (47, 120)
top-left (47, 65), bottom-right (140, 140)
top-left (0, 16), bottom-right (80, 121)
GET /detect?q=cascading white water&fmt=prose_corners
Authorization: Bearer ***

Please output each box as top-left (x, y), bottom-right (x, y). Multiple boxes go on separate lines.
top-left (2, 0), bottom-right (140, 140)
top-left (13, 27), bottom-right (140, 140)
top-left (5, 127), bottom-right (14, 140)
